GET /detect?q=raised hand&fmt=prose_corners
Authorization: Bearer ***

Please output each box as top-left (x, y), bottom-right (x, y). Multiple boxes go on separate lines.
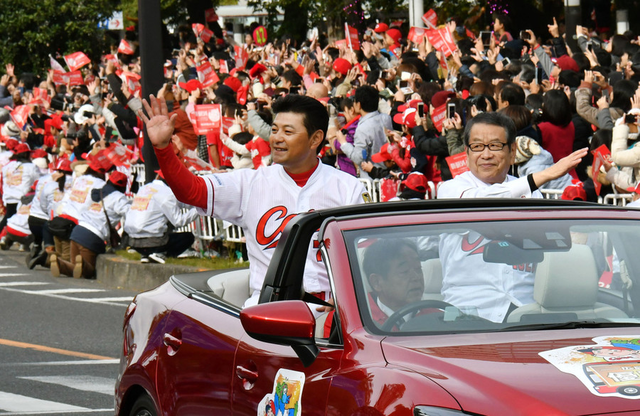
top-left (139, 95), bottom-right (177, 149)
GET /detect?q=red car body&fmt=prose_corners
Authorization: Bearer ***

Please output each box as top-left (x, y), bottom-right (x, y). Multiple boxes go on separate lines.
top-left (116, 199), bottom-right (640, 416)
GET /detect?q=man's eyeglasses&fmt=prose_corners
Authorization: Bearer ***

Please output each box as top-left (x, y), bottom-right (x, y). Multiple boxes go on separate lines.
top-left (468, 142), bottom-right (509, 152)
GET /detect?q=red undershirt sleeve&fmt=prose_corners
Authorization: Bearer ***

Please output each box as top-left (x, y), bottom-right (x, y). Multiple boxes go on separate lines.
top-left (154, 145), bottom-right (210, 210)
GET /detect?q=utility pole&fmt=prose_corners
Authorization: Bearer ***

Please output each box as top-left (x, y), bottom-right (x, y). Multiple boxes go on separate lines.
top-left (138, 0), bottom-right (164, 184)
top-left (408, 0), bottom-right (424, 28)
top-left (564, 0), bottom-right (581, 52)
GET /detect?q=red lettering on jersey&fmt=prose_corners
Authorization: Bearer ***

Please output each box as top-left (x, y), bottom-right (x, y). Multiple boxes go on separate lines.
top-left (461, 234), bottom-right (485, 255)
top-left (513, 263), bottom-right (537, 273)
top-left (256, 206), bottom-right (297, 249)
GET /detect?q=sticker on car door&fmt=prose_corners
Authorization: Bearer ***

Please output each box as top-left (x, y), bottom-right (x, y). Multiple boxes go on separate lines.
top-left (540, 335), bottom-right (640, 399)
top-left (258, 368), bottom-right (305, 416)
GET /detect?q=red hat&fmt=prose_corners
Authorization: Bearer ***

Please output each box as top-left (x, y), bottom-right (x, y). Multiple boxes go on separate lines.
top-left (178, 79), bottom-right (203, 93)
top-left (31, 149), bottom-right (48, 159)
top-left (431, 90), bottom-right (456, 108)
top-left (397, 99), bottom-right (422, 113)
top-left (55, 158), bottom-right (73, 173)
top-left (561, 185), bottom-right (587, 201)
top-left (402, 172), bottom-right (428, 193)
top-left (108, 171), bottom-right (128, 188)
top-left (48, 113), bottom-right (64, 131)
top-left (386, 28), bottom-right (402, 45)
top-left (249, 63), bottom-right (267, 79)
top-left (393, 108), bottom-right (418, 129)
top-left (332, 58), bottom-right (352, 76)
top-left (374, 23), bottom-right (389, 33)
top-left (14, 143), bottom-right (30, 154)
top-left (371, 143), bottom-right (393, 163)
top-left (554, 55), bottom-right (580, 72)
top-left (224, 76), bottom-right (242, 92)
top-left (4, 139), bottom-right (17, 151)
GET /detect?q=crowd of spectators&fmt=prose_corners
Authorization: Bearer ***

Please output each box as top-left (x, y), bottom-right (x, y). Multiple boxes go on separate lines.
top-left (0, 9), bottom-right (639, 277)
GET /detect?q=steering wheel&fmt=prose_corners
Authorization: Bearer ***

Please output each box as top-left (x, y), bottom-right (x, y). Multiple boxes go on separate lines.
top-left (381, 299), bottom-right (455, 332)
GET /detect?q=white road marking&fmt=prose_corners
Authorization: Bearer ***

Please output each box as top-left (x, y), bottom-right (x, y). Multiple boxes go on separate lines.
top-left (0, 282), bottom-right (49, 287)
top-left (24, 288), bottom-right (105, 295)
top-left (17, 359), bottom-right (119, 366)
top-left (0, 273), bottom-right (29, 277)
top-left (18, 375), bottom-right (115, 395)
top-left (0, 391), bottom-right (88, 412)
top-left (86, 296), bottom-right (134, 302)
top-left (0, 265), bottom-right (19, 269)
top-left (0, 287), bottom-right (129, 307)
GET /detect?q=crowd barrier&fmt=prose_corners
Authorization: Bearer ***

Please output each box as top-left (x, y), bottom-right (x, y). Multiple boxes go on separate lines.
top-left (126, 164), bottom-right (637, 252)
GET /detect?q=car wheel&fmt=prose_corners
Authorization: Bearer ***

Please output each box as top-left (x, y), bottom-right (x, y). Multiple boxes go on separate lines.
top-left (129, 395), bottom-right (157, 416)
top-left (617, 385), bottom-right (640, 396)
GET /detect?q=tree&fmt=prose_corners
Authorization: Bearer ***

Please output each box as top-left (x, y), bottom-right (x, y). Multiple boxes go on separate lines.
top-left (0, 0), bottom-right (120, 75)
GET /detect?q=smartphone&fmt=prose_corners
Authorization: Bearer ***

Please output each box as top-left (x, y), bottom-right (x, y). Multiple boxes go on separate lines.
top-left (289, 86), bottom-right (300, 94)
top-left (536, 67), bottom-right (544, 84)
top-left (480, 31), bottom-right (492, 46)
top-left (587, 42), bottom-right (594, 53)
top-left (447, 102), bottom-right (456, 119)
top-left (501, 57), bottom-right (510, 67)
top-left (519, 30), bottom-right (530, 41)
top-left (417, 102), bottom-right (424, 117)
top-left (625, 113), bottom-right (637, 124)
top-left (315, 78), bottom-right (324, 84)
top-left (401, 72), bottom-right (411, 81)
top-left (399, 80), bottom-right (409, 89)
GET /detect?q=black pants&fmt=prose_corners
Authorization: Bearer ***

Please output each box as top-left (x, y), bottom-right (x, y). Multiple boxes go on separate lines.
top-left (134, 232), bottom-right (194, 258)
top-left (0, 203), bottom-right (18, 235)
top-left (28, 216), bottom-right (47, 247)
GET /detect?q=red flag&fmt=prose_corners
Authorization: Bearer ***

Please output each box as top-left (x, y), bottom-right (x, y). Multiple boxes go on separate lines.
top-left (51, 70), bottom-right (84, 86)
top-left (118, 39), bottom-right (134, 55)
top-left (191, 104), bottom-right (222, 135)
top-left (345, 24), bottom-right (360, 51)
top-left (408, 27), bottom-right (427, 45)
top-left (201, 28), bottom-right (213, 43)
top-left (196, 61), bottom-right (220, 87)
top-left (422, 9), bottom-right (438, 28)
top-left (205, 8), bottom-right (218, 22)
top-left (49, 55), bottom-right (65, 72)
top-left (183, 149), bottom-right (214, 171)
top-left (192, 23), bottom-right (205, 37)
top-left (123, 72), bottom-right (142, 97)
top-left (218, 60), bottom-right (229, 74)
top-left (234, 45), bottom-right (248, 70)
top-left (591, 144), bottom-right (611, 196)
top-left (445, 152), bottom-right (470, 177)
top-left (431, 103), bottom-right (447, 133)
top-left (105, 143), bottom-right (134, 168)
top-left (64, 51), bottom-right (91, 72)
top-left (11, 105), bottom-right (30, 129)
top-left (29, 87), bottom-right (50, 107)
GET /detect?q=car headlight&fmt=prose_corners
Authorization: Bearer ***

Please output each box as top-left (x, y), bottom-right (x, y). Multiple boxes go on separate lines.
top-left (414, 407), bottom-right (480, 416)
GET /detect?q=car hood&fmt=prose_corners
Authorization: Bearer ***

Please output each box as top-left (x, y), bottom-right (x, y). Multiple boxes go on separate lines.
top-left (382, 329), bottom-right (640, 416)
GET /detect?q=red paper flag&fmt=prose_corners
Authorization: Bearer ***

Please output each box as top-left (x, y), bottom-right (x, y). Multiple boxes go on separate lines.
top-left (408, 27), bottom-right (427, 45)
top-left (204, 8), bottom-right (218, 22)
top-left (64, 51), bottom-right (91, 72)
top-left (431, 103), bottom-right (447, 133)
top-left (591, 144), bottom-right (611, 196)
top-left (122, 72), bottom-right (142, 97)
top-left (422, 9), bottom-right (438, 29)
top-left (445, 152), bottom-right (470, 177)
top-left (118, 39), bottom-right (134, 55)
top-left (49, 55), bottom-right (65, 72)
top-left (201, 28), bottom-right (213, 43)
top-left (105, 143), bottom-right (134, 168)
top-left (345, 24), bottom-right (360, 51)
top-left (183, 149), bottom-right (214, 171)
top-left (192, 23), bottom-right (205, 37)
top-left (234, 45), bottom-right (248, 70)
top-left (196, 61), bottom-right (220, 87)
top-left (218, 60), bottom-right (229, 74)
top-left (11, 105), bottom-right (30, 129)
top-left (192, 104), bottom-right (222, 135)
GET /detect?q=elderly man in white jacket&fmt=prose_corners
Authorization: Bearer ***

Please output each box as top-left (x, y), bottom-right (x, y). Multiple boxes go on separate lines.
top-left (124, 172), bottom-right (199, 263)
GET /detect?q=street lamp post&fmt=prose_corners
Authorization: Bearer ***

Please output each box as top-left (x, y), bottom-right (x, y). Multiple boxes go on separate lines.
top-left (564, 0), bottom-right (581, 53)
top-left (408, 0), bottom-right (424, 28)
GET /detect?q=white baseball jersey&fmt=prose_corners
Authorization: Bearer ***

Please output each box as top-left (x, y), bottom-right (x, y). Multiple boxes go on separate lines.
top-left (2, 161), bottom-right (41, 204)
top-left (199, 161), bottom-right (368, 307)
top-left (437, 171), bottom-right (542, 199)
top-left (78, 190), bottom-right (131, 241)
top-left (7, 202), bottom-right (31, 235)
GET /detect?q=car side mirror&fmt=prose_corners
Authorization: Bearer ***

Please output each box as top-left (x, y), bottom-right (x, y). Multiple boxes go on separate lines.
top-left (240, 300), bottom-right (319, 367)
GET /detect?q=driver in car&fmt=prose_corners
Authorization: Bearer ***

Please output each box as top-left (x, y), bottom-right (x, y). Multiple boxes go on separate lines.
top-left (437, 112), bottom-right (587, 323)
top-left (363, 238), bottom-right (425, 327)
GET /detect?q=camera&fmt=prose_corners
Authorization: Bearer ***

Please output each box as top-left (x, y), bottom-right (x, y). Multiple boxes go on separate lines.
top-left (625, 113), bottom-right (637, 124)
top-left (50, 98), bottom-right (73, 112)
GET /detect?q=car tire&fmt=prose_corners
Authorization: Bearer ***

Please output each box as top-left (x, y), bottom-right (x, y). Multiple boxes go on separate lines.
top-left (129, 395), bottom-right (158, 416)
top-left (617, 385), bottom-right (640, 396)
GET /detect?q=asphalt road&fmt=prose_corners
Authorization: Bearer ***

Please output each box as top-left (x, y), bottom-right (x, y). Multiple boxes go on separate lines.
top-left (0, 247), bottom-right (140, 415)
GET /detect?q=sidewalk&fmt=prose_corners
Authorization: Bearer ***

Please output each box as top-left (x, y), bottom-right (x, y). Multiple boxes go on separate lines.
top-left (2, 248), bottom-right (210, 293)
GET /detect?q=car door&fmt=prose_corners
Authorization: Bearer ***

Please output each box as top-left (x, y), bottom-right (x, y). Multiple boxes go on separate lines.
top-left (155, 296), bottom-right (245, 415)
top-left (232, 333), bottom-right (342, 415)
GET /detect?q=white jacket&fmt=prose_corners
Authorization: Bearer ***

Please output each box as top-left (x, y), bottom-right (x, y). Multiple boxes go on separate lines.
top-left (2, 161), bottom-right (40, 204)
top-left (78, 189), bottom-right (131, 241)
top-left (59, 175), bottom-right (106, 221)
top-left (124, 180), bottom-right (198, 238)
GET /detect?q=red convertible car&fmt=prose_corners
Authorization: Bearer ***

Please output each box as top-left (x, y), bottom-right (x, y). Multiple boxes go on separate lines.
top-left (116, 199), bottom-right (640, 415)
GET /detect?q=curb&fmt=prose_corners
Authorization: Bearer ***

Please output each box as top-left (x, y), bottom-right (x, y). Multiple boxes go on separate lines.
top-left (96, 254), bottom-right (211, 292)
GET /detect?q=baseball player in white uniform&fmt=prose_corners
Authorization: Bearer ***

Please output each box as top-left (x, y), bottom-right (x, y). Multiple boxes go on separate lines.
top-left (140, 94), bottom-right (369, 309)
top-left (437, 112), bottom-right (587, 322)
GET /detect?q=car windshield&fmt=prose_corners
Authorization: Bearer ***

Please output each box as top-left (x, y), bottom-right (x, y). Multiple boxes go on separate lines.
top-left (346, 218), bottom-right (640, 335)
